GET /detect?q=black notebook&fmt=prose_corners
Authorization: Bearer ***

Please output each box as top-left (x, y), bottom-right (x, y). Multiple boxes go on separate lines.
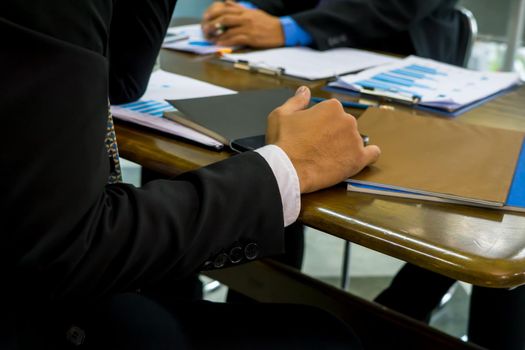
top-left (165, 88), bottom-right (294, 152)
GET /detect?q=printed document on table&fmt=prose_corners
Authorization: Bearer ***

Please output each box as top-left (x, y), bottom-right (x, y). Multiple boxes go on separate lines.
top-left (141, 70), bottom-right (235, 100)
top-left (330, 56), bottom-right (522, 111)
top-left (111, 70), bottom-right (237, 149)
top-left (221, 47), bottom-right (399, 80)
top-left (163, 24), bottom-right (234, 55)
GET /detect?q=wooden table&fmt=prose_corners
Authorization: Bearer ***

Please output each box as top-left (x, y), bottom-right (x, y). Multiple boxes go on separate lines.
top-left (116, 48), bottom-right (525, 289)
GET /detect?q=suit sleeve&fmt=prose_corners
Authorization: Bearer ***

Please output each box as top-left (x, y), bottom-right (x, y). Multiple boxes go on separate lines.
top-left (290, 0), bottom-right (453, 51)
top-left (108, 0), bottom-right (177, 104)
top-left (0, 15), bottom-right (285, 303)
top-left (247, 0), bottom-right (318, 16)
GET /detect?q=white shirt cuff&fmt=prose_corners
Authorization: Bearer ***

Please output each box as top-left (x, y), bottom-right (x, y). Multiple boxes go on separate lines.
top-left (255, 145), bottom-right (301, 227)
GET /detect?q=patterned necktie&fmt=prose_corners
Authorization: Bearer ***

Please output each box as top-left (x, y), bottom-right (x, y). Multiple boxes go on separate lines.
top-left (105, 109), bottom-right (122, 184)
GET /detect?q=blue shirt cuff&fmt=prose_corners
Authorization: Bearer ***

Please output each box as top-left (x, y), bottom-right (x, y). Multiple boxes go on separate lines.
top-left (238, 1), bottom-right (257, 9)
top-left (279, 16), bottom-right (313, 47)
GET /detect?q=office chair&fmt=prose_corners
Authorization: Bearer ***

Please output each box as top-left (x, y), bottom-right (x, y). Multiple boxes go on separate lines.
top-left (456, 6), bottom-right (478, 67)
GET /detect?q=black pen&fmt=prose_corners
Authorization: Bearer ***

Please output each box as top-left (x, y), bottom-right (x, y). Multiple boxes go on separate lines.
top-left (311, 97), bottom-right (375, 110)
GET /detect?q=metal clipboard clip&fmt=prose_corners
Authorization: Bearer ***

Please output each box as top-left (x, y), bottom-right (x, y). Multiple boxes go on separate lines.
top-left (358, 87), bottom-right (421, 106)
top-left (233, 60), bottom-right (285, 77)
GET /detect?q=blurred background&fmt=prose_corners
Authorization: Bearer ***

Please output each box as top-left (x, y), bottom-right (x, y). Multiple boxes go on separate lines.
top-left (173, 0), bottom-right (525, 75)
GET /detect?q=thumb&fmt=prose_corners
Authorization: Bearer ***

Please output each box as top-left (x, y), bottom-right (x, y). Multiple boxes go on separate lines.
top-left (278, 86), bottom-right (311, 114)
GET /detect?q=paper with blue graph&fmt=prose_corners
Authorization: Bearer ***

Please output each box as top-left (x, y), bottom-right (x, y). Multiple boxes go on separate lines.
top-left (329, 56), bottom-right (522, 115)
top-left (163, 24), bottom-right (234, 55)
top-left (110, 70), bottom-right (236, 149)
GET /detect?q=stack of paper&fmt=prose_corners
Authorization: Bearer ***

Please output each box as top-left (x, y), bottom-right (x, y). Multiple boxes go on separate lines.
top-left (163, 24), bottom-right (234, 55)
top-left (221, 47), bottom-right (399, 80)
top-left (347, 108), bottom-right (525, 212)
top-left (329, 56), bottom-right (522, 115)
top-left (111, 70), bottom-right (236, 149)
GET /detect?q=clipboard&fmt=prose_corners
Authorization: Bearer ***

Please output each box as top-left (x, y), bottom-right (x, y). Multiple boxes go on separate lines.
top-left (324, 85), bottom-right (519, 118)
top-left (165, 89), bottom-right (295, 152)
top-left (327, 56), bottom-right (522, 117)
top-left (220, 47), bottom-right (398, 81)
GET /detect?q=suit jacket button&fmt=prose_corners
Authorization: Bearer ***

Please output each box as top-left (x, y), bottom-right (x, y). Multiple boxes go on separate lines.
top-left (66, 326), bottom-right (86, 346)
top-left (229, 246), bottom-right (243, 264)
top-left (202, 260), bottom-right (214, 270)
top-left (244, 243), bottom-right (259, 260)
top-left (214, 253), bottom-right (229, 268)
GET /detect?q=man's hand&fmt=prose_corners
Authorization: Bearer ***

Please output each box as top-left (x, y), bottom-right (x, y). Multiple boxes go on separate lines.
top-left (202, 1), bottom-right (241, 23)
top-left (267, 87), bottom-right (381, 194)
top-left (201, 1), bottom-right (285, 48)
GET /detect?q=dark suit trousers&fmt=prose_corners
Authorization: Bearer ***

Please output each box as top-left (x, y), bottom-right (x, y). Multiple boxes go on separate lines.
top-left (23, 293), bottom-right (361, 350)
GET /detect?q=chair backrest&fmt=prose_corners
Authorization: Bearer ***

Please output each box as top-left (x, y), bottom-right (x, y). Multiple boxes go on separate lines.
top-left (455, 6), bottom-right (478, 67)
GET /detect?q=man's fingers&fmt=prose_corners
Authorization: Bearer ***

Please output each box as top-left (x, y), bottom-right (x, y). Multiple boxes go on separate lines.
top-left (204, 20), bottom-right (243, 38)
top-left (362, 145), bottom-right (381, 166)
top-left (216, 14), bottom-right (247, 28)
top-left (203, 1), bottom-right (243, 21)
top-left (203, 3), bottom-right (224, 21)
top-left (224, 0), bottom-right (245, 9)
top-left (275, 86), bottom-right (312, 115)
top-left (207, 6), bottom-right (244, 21)
top-left (204, 14), bottom-right (245, 35)
top-left (214, 26), bottom-right (245, 42)
top-left (311, 98), bottom-right (345, 115)
top-left (217, 34), bottom-right (250, 47)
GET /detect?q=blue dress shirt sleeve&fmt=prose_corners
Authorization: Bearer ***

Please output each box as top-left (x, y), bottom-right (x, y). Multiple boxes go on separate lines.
top-left (279, 16), bottom-right (313, 47)
top-left (237, 2), bottom-right (313, 47)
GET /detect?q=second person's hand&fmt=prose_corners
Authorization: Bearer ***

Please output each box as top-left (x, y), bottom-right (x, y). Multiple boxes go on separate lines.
top-left (202, 2), bottom-right (285, 48)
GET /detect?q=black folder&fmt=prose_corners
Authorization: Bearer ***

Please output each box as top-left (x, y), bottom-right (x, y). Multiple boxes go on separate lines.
top-left (166, 88), bottom-right (294, 152)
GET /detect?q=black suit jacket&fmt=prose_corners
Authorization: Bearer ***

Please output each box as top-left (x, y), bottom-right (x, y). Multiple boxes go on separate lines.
top-left (0, 1), bottom-right (285, 345)
top-left (248, 0), bottom-right (461, 65)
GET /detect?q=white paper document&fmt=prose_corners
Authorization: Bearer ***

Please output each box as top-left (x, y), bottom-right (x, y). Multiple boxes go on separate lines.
top-left (163, 24), bottom-right (234, 55)
top-left (221, 47), bottom-right (399, 80)
top-left (140, 70), bottom-right (236, 100)
top-left (111, 70), bottom-right (236, 149)
top-left (329, 56), bottom-right (522, 112)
